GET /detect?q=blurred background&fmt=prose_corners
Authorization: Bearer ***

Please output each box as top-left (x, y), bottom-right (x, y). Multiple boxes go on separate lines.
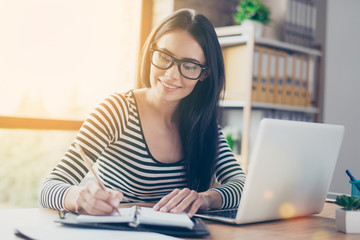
top-left (0, 0), bottom-right (141, 208)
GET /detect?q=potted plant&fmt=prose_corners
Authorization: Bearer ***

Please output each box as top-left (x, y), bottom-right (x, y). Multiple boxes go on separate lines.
top-left (335, 195), bottom-right (360, 233)
top-left (233, 0), bottom-right (270, 38)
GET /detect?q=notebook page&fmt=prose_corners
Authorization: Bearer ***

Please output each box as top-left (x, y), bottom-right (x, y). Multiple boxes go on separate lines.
top-left (75, 207), bottom-right (135, 223)
top-left (138, 207), bottom-right (194, 229)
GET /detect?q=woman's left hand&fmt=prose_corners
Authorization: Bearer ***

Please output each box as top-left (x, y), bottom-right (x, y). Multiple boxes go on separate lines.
top-left (152, 188), bottom-right (212, 217)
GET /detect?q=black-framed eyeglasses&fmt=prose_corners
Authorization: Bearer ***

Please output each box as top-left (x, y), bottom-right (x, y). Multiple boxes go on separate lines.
top-left (150, 46), bottom-right (208, 80)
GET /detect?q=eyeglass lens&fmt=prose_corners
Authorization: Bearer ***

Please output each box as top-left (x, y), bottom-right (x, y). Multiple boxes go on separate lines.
top-left (151, 50), bottom-right (203, 80)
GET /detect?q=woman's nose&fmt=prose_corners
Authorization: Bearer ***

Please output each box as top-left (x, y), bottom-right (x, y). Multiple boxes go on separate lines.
top-left (165, 63), bottom-right (181, 80)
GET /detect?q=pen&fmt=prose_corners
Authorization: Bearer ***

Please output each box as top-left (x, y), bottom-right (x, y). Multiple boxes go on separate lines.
top-left (74, 143), bottom-right (121, 215)
top-left (345, 169), bottom-right (360, 192)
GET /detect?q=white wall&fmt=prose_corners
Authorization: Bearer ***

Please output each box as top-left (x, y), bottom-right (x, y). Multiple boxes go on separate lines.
top-left (324, 0), bottom-right (360, 195)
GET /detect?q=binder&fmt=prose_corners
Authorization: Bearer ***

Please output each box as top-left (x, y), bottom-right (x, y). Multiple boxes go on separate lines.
top-left (305, 0), bottom-right (313, 47)
top-left (274, 51), bottom-right (286, 105)
top-left (310, 0), bottom-right (317, 46)
top-left (308, 55), bottom-right (316, 106)
top-left (284, 0), bottom-right (296, 44)
top-left (267, 50), bottom-right (277, 103)
top-left (292, 54), bottom-right (302, 106)
top-left (298, 0), bottom-right (308, 46)
top-left (252, 47), bottom-right (261, 101)
top-left (221, 44), bottom-right (249, 100)
top-left (283, 0), bottom-right (317, 47)
top-left (258, 47), bottom-right (269, 103)
top-left (55, 206), bottom-right (210, 238)
top-left (294, 0), bottom-right (302, 46)
top-left (300, 55), bottom-right (309, 106)
top-left (283, 52), bottom-right (294, 105)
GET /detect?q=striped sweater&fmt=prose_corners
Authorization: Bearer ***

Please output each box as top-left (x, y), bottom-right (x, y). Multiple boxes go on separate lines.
top-left (39, 90), bottom-right (246, 210)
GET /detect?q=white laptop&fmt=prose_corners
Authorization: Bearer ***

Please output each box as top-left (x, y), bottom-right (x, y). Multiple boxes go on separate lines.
top-left (196, 118), bottom-right (345, 224)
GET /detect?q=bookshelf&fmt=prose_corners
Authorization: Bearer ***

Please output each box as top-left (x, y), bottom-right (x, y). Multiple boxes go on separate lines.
top-left (216, 25), bottom-right (323, 173)
top-left (221, 100), bottom-right (319, 114)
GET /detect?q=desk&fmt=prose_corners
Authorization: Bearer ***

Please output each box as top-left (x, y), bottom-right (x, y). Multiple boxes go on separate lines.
top-left (0, 203), bottom-right (358, 240)
top-left (201, 202), bottom-right (359, 240)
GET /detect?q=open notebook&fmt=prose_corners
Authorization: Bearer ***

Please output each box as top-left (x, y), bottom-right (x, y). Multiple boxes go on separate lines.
top-left (56, 206), bottom-right (209, 238)
top-left (70, 206), bottom-right (193, 229)
top-left (196, 118), bottom-right (345, 224)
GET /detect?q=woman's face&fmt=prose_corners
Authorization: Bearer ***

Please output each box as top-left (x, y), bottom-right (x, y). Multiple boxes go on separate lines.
top-left (149, 29), bottom-right (206, 104)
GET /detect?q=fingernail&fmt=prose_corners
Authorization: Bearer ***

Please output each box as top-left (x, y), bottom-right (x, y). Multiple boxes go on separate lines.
top-left (160, 207), bottom-right (167, 212)
top-left (110, 199), bottom-right (119, 206)
top-left (153, 205), bottom-right (159, 211)
top-left (170, 208), bottom-right (177, 213)
top-left (188, 212), bottom-right (193, 218)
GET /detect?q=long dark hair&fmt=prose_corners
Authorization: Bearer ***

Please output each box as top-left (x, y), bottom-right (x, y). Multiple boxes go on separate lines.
top-left (137, 9), bottom-right (225, 192)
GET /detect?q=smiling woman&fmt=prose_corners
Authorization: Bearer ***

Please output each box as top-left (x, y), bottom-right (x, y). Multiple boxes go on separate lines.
top-left (38, 8), bottom-right (246, 218)
top-left (0, 0), bottom-right (143, 208)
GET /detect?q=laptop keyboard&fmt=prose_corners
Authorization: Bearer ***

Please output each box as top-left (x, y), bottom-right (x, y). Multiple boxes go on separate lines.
top-left (200, 209), bottom-right (237, 219)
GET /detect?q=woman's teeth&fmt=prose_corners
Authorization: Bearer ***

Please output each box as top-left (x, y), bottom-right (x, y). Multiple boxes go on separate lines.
top-left (161, 81), bottom-right (177, 89)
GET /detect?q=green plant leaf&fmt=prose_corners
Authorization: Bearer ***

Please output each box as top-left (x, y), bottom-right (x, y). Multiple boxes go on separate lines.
top-left (335, 195), bottom-right (360, 210)
top-left (234, 0), bottom-right (271, 25)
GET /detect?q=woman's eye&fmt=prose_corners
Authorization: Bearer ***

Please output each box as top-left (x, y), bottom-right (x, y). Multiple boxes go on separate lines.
top-left (159, 53), bottom-right (171, 62)
top-left (183, 63), bottom-right (197, 71)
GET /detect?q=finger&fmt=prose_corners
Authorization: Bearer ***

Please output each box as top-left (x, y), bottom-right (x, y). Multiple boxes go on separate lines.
top-left (77, 185), bottom-right (115, 215)
top-left (110, 190), bottom-right (123, 200)
top-left (88, 193), bottom-right (116, 214)
top-left (82, 200), bottom-right (114, 215)
top-left (75, 186), bottom-right (92, 214)
top-left (153, 189), bottom-right (181, 211)
top-left (86, 182), bottom-right (124, 214)
top-left (84, 191), bottom-right (113, 215)
top-left (86, 182), bottom-right (121, 207)
top-left (160, 188), bottom-right (192, 213)
top-left (88, 189), bottom-right (123, 215)
top-left (187, 196), bottom-right (204, 218)
top-left (75, 188), bottom-right (98, 215)
top-left (107, 190), bottom-right (123, 207)
top-left (87, 182), bottom-right (110, 201)
top-left (170, 190), bottom-right (199, 214)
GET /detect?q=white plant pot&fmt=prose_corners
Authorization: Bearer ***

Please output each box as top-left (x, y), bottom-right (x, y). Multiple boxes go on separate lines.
top-left (336, 208), bottom-right (360, 233)
top-left (241, 20), bottom-right (264, 38)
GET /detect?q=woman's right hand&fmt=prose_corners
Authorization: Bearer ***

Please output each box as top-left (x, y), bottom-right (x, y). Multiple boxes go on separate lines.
top-left (64, 181), bottom-right (123, 215)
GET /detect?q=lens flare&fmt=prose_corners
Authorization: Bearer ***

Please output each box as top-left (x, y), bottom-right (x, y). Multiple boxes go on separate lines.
top-left (263, 189), bottom-right (274, 200)
top-left (279, 203), bottom-right (296, 218)
top-left (312, 230), bottom-right (330, 240)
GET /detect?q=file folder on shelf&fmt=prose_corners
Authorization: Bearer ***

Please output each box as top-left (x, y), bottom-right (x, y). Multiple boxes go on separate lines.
top-left (292, 54), bottom-right (302, 106)
top-left (283, 52), bottom-right (294, 105)
top-left (274, 51), bottom-right (286, 104)
top-left (258, 47), bottom-right (269, 103)
top-left (252, 47), bottom-right (261, 101)
top-left (267, 50), bottom-right (277, 103)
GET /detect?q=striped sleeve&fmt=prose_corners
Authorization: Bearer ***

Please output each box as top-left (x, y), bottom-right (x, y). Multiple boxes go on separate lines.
top-left (39, 93), bottom-right (130, 210)
top-left (210, 127), bottom-right (246, 209)
top-left (39, 180), bottom-right (72, 210)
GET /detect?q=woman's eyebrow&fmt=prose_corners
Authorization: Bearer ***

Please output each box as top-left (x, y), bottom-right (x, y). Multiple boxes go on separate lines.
top-left (157, 47), bottom-right (201, 63)
top-left (182, 57), bottom-right (201, 64)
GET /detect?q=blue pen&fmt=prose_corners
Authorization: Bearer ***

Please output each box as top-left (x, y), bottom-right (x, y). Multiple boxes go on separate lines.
top-left (345, 169), bottom-right (360, 191)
